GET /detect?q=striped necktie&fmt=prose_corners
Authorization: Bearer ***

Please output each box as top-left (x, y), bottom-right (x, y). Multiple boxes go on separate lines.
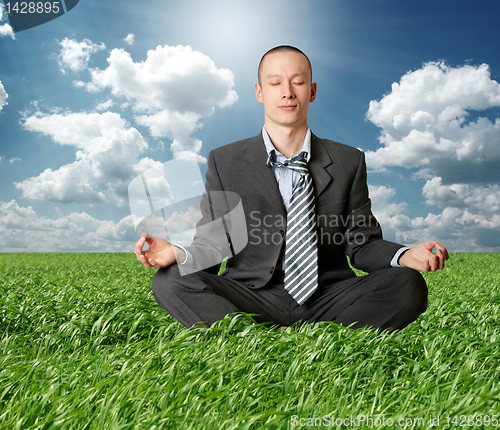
top-left (267, 153), bottom-right (318, 304)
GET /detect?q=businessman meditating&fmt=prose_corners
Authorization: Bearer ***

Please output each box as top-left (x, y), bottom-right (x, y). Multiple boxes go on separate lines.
top-left (135, 46), bottom-right (449, 330)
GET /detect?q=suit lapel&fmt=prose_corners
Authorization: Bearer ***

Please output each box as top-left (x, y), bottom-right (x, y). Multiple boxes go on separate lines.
top-left (243, 134), bottom-right (287, 216)
top-left (308, 133), bottom-right (333, 198)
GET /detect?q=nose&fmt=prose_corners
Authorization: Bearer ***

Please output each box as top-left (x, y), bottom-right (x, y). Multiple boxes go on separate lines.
top-left (282, 81), bottom-right (295, 99)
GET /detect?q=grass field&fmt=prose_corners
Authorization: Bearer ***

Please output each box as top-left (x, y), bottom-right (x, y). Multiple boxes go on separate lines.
top-left (1, 253), bottom-right (499, 429)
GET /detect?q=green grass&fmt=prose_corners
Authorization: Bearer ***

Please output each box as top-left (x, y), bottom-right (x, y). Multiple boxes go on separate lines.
top-left (1, 253), bottom-right (499, 429)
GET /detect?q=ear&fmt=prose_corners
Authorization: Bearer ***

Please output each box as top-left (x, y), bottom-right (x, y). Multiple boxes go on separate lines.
top-left (255, 83), bottom-right (263, 104)
top-left (310, 82), bottom-right (317, 102)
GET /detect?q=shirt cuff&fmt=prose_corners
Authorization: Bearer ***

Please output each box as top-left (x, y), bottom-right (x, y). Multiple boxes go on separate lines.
top-left (172, 244), bottom-right (190, 265)
top-left (391, 247), bottom-right (411, 268)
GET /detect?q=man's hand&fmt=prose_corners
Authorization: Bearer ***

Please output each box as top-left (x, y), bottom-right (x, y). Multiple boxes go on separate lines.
top-left (399, 240), bottom-right (449, 272)
top-left (134, 235), bottom-right (180, 269)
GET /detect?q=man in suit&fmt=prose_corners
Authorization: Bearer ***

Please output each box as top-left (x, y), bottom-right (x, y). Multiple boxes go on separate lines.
top-left (134, 45), bottom-right (449, 330)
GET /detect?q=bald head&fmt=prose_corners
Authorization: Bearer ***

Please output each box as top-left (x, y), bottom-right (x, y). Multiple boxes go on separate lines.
top-left (258, 45), bottom-right (312, 85)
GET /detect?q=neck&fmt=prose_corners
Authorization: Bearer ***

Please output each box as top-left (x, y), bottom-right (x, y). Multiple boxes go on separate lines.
top-left (264, 121), bottom-right (308, 159)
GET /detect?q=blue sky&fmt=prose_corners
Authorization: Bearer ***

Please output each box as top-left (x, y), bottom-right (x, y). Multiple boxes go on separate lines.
top-left (1, 0), bottom-right (500, 252)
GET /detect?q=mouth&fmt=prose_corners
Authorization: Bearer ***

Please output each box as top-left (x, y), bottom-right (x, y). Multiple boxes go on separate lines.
top-left (279, 105), bottom-right (297, 110)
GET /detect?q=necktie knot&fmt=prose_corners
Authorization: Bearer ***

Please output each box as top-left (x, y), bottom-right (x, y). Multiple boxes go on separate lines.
top-left (266, 151), bottom-right (309, 175)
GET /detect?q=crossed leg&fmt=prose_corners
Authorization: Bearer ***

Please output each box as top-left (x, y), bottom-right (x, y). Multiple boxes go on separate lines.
top-left (152, 265), bottom-right (427, 331)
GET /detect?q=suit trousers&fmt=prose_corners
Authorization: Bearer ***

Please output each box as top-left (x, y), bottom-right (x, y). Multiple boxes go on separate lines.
top-left (152, 264), bottom-right (428, 331)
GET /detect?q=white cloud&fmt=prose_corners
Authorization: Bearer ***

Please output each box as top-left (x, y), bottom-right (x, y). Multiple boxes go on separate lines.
top-left (0, 23), bottom-right (15, 39)
top-left (370, 184), bottom-right (500, 251)
top-left (90, 45), bottom-right (238, 114)
top-left (58, 37), bottom-right (106, 73)
top-left (365, 62), bottom-right (500, 251)
top-left (0, 80), bottom-right (8, 112)
top-left (95, 99), bottom-right (114, 111)
top-left (422, 177), bottom-right (500, 213)
top-left (368, 184), bottom-right (414, 243)
top-left (0, 5), bottom-right (15, 39)
top-left (365, 62), bottom-right (500, 182)
top-left (166, 206), bottom-right (202, 234)
top-left (369, 184), bottom-right (408, 221)
top-left (135, 110), bottom-right (203, 157)
top-left (18, 111), bottom-right (163, 205)
top-left (87, 44), bottom-right (238, 156)
top-left (9, 157), bottom-right (21, 164)
top-left (73, 79), bottom-right (100, 92)
top-left (23, 110), bottom-right (126, 148)
top-left (0, 199), bottom-right (137, 251)
top-left (123, 33), bottom-right (135, 45)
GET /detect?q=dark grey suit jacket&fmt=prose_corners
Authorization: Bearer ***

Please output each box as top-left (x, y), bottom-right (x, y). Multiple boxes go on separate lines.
top-left (188, 132), bottom-right (404, 289)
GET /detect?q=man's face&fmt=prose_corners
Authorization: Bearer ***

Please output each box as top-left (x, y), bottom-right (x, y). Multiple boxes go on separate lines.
top-left (255, 50), bottom-right (316, 129)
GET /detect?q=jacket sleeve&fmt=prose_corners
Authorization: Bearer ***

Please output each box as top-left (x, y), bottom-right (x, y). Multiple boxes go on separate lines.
top-left (182, 150), bottom-right (234, 275)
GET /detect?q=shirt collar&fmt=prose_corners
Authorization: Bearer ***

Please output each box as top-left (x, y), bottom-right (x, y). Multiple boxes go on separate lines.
top-left (262, 126), bottom-right (311, 162)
